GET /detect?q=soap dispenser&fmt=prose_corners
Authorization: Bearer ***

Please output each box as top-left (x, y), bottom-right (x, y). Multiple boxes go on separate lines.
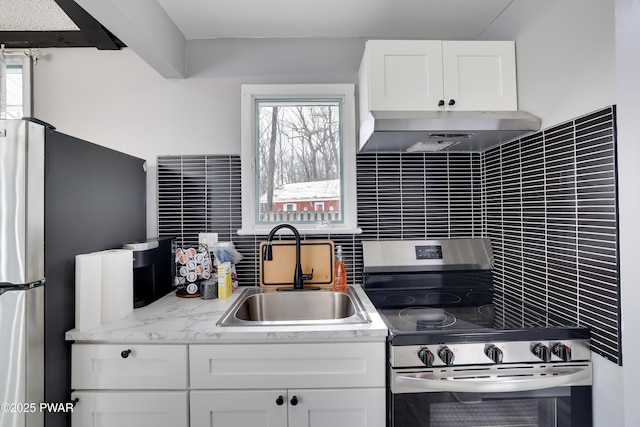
top-left (333, 245), bottom-right (347, 293)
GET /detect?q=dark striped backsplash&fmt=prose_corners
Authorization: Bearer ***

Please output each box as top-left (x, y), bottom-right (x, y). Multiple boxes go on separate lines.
top-left (157, 105), bottom-right (620, 365)
top-left (483, 106), bottom-right (619, 364)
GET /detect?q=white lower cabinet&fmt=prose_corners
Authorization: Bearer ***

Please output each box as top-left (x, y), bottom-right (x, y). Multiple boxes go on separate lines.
top-left (190, 390), bottom-right (287, 426)
top-left (71, 344), bottom-right (189, 426)
top-left (288, 388), bottom-right (385, 427)
top-left (190, 388), bottom-right (385, 427)
top-left (72, 341), bottom-right (386, 426)
top-left (189, 342), bottom-right (385, 389)
top-left (70, 391), bottom-right (188, 427)
top-left (189, 342), bottom-right (386, 427)
top-left (71, 344), bottom-right (188, 389)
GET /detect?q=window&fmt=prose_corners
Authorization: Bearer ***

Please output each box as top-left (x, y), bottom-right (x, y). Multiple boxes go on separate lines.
top-left (0, 51), bottom-right (30, 119)
top-left (240, 84), bottom-right (360, 235)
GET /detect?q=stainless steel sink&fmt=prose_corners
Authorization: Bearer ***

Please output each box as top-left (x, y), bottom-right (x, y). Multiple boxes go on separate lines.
top-left (216, 287), bottom-right (371, 326)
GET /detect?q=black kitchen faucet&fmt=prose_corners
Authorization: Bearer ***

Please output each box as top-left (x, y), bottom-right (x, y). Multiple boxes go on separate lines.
top-left (263, 223), bottom-right (313, 290)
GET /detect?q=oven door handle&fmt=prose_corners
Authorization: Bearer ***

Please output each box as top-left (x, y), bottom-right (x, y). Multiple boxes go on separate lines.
top-left (395, 367), bottom-right (591, 393)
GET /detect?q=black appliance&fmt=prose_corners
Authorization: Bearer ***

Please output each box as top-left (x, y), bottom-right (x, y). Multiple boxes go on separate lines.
top-left (362, 239), bottom-right (592, 427)
top-left (124, 237), bottom-right (175, 308)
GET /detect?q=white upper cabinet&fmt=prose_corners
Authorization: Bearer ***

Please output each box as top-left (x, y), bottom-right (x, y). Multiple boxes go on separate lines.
top-left (359, 40), bottom-right (518, 117)
top-left (442, 41), bottom-right (517, 111)
top-left (362, 40), bottom-right (444, 111)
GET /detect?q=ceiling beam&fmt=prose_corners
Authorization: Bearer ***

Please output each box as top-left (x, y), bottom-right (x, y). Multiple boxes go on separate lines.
top-left (0, 31), bottom-right (96, 49)
top-left (74, 0), bottom-right (187, 78)
top-left (52, 0), bottom-right (124, 50)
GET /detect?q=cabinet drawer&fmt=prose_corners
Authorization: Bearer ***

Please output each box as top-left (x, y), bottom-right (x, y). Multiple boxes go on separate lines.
top-left (189, 342), bottom-right (385, 389)
top-left (72, 344), bottom-right (187, 389)
top-left (71, 391), bottom-right (187, 427)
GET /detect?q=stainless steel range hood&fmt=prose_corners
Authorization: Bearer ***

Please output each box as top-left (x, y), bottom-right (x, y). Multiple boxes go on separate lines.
top-left (358, 110), bottom-right (541, 153)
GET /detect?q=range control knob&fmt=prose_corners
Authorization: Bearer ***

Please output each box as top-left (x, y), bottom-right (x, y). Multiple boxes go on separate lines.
top-left (485, 345), bottom-right (504, 364)
top-left (553, 343), bottom-right (572, 362)
top-left (533, 343), bottom-right (552, 362)
top-left (417, 348), bottom-right (435, 367)
top-left (438, 346), bottom-right (455, 366)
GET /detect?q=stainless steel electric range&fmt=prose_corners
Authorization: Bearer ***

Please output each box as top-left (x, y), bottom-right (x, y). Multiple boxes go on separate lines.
top-left (362, 239), bottom-right (592, 427)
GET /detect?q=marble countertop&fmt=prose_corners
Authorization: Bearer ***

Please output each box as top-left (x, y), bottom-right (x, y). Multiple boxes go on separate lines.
top-left (66, 284), bottom-right (388, 343)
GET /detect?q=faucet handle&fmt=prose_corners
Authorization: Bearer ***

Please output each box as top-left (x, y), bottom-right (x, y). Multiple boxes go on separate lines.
top-left (262, 243), bottom-right (273, 261)
top-left (301, 268), bottom-right (314, 281)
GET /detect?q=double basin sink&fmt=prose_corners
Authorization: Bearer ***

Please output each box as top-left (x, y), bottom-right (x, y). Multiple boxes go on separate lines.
top-left (216, 286), bottom-right (371, 327)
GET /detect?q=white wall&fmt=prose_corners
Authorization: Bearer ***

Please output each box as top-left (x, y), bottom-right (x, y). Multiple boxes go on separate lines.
top-left (35, 48), bottom-right (236, 238)
top-left (34, 42), bottom-right (363, 238)
top-left (33, 1), bottom-right (630, 424)
top-left (35, 49), bottom-right (240, 158)
top-left (481, 0), bottom-right (615, 128)
top-left (615, 1), bottom-right (640, 425)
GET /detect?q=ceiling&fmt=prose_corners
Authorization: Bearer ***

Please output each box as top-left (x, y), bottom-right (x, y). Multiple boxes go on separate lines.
top-left (0, 0), bottom-right (517, 77)
top-left (0, 0), bottom-right (124, 49)
top-left (0, 0), bottom-right (77, 32)
top-left (155, 0), bottom-right (514, 40)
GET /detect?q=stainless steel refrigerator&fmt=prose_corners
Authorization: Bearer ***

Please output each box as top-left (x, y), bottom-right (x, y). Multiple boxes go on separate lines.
top-left (0, 119), bottom-right (45, 427)
top-left (0, 118), bottom-right (146, 427)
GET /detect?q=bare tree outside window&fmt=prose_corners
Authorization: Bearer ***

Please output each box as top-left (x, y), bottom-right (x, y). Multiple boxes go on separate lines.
top-left (256, 100), bottom-right (343, 224)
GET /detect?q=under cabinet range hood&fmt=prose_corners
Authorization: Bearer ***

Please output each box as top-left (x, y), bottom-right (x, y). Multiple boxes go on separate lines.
top-left (357, 40), bottom-right (542, 153)
top-left (358, 110), bottom-right (542, 153)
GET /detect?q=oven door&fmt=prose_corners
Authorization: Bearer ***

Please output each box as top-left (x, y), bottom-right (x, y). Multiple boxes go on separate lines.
top-left (390, 362), bottom-right (592, 427)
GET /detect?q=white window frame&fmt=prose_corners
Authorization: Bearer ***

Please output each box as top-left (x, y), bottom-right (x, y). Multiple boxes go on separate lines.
top-left (239, 84), bottom-right (361, 235)
top-left (1, 50), bottom-right (31, 119)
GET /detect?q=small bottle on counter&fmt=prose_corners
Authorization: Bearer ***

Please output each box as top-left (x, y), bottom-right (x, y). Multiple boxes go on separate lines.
top-left (333, 245), bottom-right (347, 293)
top-left (217, 263), bottom-right (232, 298)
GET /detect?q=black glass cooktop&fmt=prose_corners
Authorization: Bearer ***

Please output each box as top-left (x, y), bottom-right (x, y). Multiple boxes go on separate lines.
top-left (364, 276), bottom-right (590, 346)
top-left (365, 288), bottom-right (495, 309)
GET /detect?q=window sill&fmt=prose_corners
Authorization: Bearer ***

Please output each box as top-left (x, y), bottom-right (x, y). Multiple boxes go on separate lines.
top-left (237, 227), bottom-right (362, 236)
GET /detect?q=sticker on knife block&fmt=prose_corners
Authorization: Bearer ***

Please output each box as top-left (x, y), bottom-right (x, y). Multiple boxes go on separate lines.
top-left (175, 244), bottom-right (213, 297)
top-left (259, 240), bottom-right (334, 288)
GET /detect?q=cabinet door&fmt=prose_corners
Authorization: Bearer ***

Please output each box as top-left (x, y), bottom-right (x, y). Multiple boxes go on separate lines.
top-left (288, 388), bottom-right (386, 427)
top-left (364, 40), bottom-right (444, 111)
top-left (190, 390), bottom-right (287, 427)
top-left (442, 41), bottom-right (517, 111)
top-left (71, 391), bottom-right (188, 427)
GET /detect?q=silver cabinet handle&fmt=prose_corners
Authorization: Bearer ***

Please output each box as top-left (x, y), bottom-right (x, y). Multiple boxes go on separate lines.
top-left (396, 367), bottom-right (590, 393)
